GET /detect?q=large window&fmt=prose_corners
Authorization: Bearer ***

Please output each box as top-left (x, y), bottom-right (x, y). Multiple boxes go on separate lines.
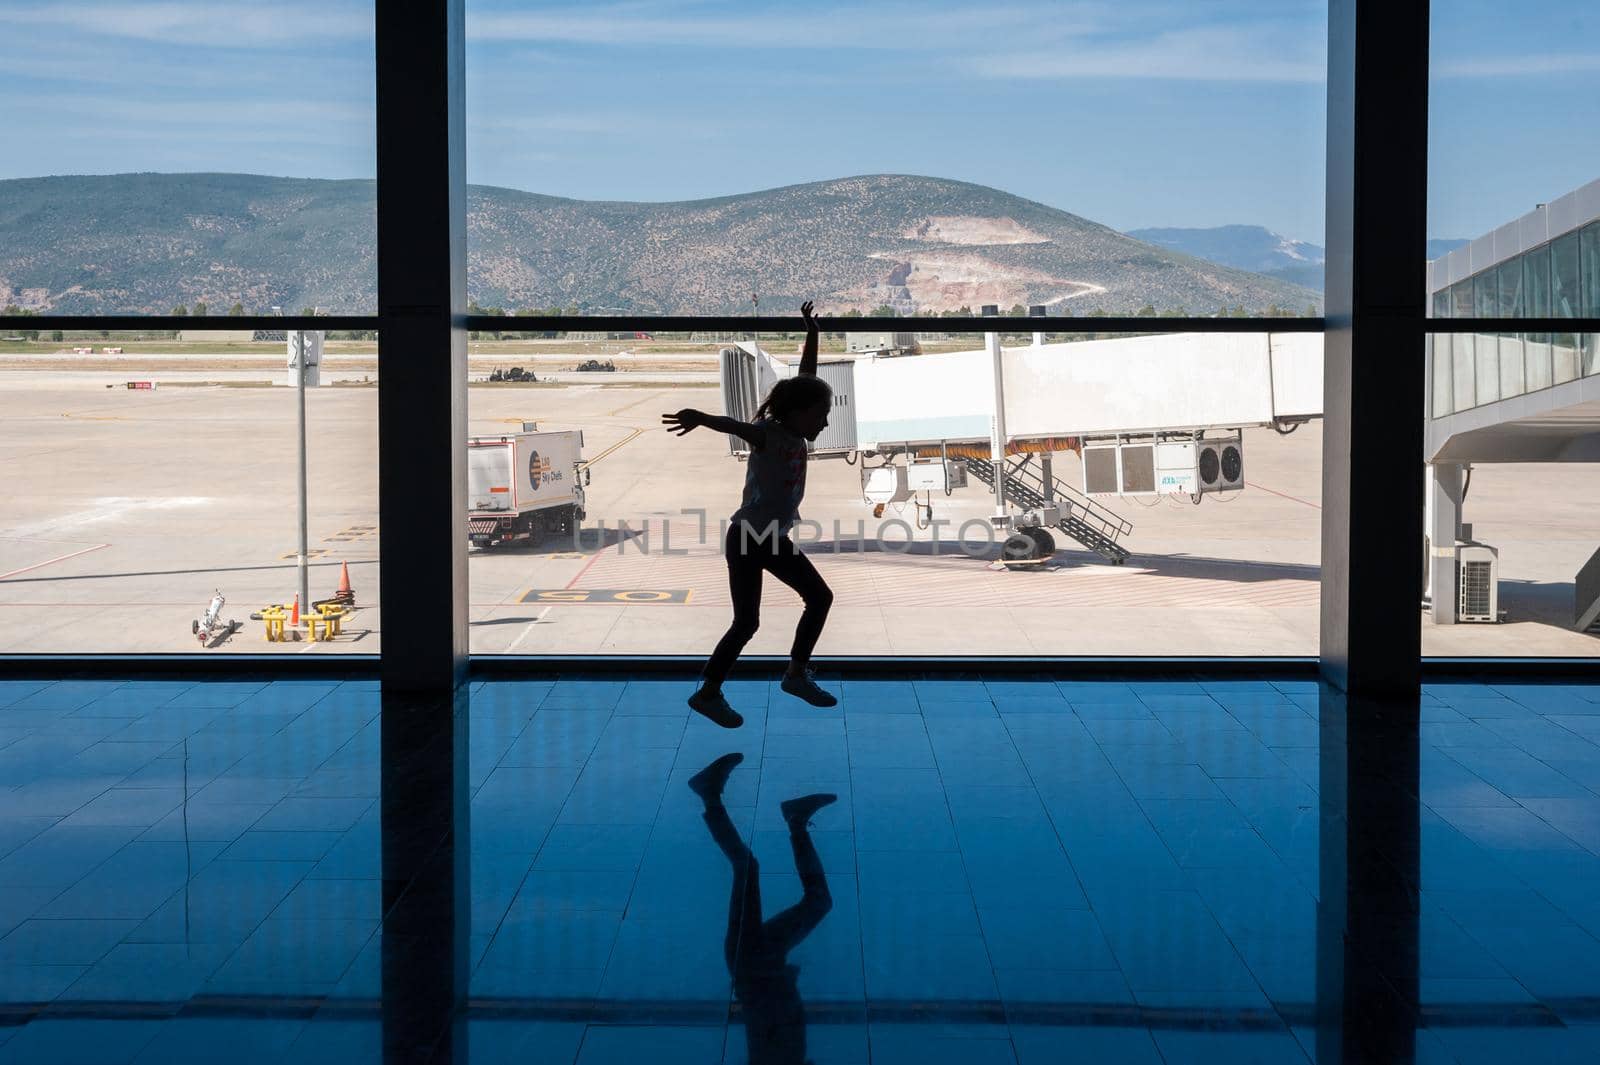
top-left (1425, 34), bottom-right (1600, 662)
top-left (0, 1), bottom-right (376, 316)
top-left (465, 1), bottom-right (1326, 318)
top-left (466, 327), bottom-right (1323, 657)
top-left (0, 330), bottom-right (379, 653)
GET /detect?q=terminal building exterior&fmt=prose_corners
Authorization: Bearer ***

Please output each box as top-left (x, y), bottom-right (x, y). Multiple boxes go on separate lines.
top-left (1425, 176), bottom-right (1600, 627)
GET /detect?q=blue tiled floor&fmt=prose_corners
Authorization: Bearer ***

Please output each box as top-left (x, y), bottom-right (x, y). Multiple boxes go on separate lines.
top-left (2, 674), bottom-right (1600, 1062)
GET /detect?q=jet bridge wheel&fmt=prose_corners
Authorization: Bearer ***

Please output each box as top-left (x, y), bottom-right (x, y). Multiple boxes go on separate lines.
top-left (1001, 533), bottom-right (1038, 563)
top-left (1020, 527), bottom-right (1056, 558)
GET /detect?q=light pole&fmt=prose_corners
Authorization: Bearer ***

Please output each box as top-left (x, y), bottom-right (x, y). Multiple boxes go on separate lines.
top-left (288, 331), bottom-right (323, 618)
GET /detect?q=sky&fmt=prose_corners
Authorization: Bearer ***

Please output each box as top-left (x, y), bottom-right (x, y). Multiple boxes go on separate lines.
top-left (2, 0), bottom-right (1597, 244)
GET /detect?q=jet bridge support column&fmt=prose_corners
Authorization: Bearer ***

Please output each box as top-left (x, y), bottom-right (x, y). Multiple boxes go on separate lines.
top-left (987, 330), bottom-right (1009, 524)
top-left (1427, 462), bottom-right (1464, 624)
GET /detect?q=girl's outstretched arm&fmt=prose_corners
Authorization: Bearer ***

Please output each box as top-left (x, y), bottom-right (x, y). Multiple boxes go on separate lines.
top-left (662, 408), bottom-right (768, 449)
top-left (798, 300), bottom-right (819, 377)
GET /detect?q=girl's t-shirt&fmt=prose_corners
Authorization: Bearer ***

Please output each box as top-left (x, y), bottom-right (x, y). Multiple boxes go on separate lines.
top-left (730, 417), bottom-right (808, 536)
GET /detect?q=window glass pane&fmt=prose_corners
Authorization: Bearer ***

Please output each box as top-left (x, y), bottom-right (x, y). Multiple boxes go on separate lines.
top-left (1428, 1), bottom-right (1600, 661)
top-left (1, 2), bottom-right (377, 316)
top-left (1495, 260), bottom-right (1525, 397)
top-left (1473, 273), bottom-right (1496, 318)
top-left (1551, 235), bottom-right (1582, 381)
top-left (466, 1), bottom-right (1326, 318)
top-left (1553, 333), bottom-right (1579, 383)
top-left (1472, 275), bottom-right (1500, 402)
top-left (1452, 332), bottom-right (1476, 410)
top-left (1433, 290), bottom-right (1451, 318)
top-left (1552, 232), bottom-right (1581, 317)
top-left (1452, 280), bottom-right (1474, 319)
top-left (0, 329), bottom-right (380, 652)
top-left (1521, 247), bottom-right (1552, 391)
top-left (1585, 223), bottom-right (1600, 318)
top-left (1497, 258), bottom-right (1525, 316)
top-left (467, 328), bottom-right (1323, 657)
top-left (1523, 247), bottom-right (1551, 316)
top-left (1432, 334), bottom-right (1454, 416)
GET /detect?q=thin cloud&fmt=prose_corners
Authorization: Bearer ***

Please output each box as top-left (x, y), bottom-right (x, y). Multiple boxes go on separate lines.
top-left (1433, 53), bottom-right (1600, 78)
top-left (971, 25), bottom-right (1325, 83)
top-left (0, 1), bottom-right (370, 47)
top-left (467, 2), bottom-right (1103, 51)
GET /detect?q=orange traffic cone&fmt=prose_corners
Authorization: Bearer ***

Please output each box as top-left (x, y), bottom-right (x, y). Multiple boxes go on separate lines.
top-left (290, 593), bottom-right (300, 627)
top-left (336, 561), bottom-right (353, 604)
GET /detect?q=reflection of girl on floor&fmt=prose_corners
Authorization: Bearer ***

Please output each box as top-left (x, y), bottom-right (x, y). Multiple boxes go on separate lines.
top-left (663, 301), bottom-right (837, 729)
top-left (689, 753), bottom-right (834, 1065)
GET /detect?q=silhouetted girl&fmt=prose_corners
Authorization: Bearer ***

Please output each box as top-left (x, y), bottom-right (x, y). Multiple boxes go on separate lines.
top-left (663, 301), bottom-right (837, 728)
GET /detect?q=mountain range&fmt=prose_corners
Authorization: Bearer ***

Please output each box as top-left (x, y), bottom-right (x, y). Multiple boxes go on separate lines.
top-left (1129, 224), bottom-right (1471, 291)
top-left (0, 173), bottom-right (1322, 316)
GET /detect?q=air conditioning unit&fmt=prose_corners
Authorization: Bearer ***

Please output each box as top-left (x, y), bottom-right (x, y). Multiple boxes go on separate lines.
top-left (1456, 541), bottom-right (1499, 622)
top-left (1084, 436), bottom-right (1242, 497)
top-left (1196, 435), bottom-right (1244, 493)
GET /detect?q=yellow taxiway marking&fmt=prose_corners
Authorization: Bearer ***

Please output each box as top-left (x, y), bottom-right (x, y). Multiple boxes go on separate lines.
top-left (580, 427), bottom-right (645, 469)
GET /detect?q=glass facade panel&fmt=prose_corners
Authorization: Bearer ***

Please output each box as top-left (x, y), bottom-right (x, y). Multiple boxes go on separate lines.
top-left (1473, 274), bottom-right (1500, 403)
top-left (1432, 334), bottom-right (1454, 416)
top-left (1433, 290), bottom-right (1451, 318)
top-left (1584, 224), bottom-right (1600, 375)
top-left (1552, 232), bottom-right (1581, 382)
top-left (1451, 332), bottom-right (1476, 412)
top-left (1552, 232), bottom-right (1582, 316)
top-left (1452, 280), bottom-right (1475, 319)
top-left (1496, 260), bottom-right (1525, 398)
top-left (1584, 224), bottom-right (1600, 317)
top-left (1523, 247), bottom-right (1552, 391)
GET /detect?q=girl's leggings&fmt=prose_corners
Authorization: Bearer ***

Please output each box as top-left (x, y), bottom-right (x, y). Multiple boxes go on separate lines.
top-left (702, 523), bottom-right (833, 688)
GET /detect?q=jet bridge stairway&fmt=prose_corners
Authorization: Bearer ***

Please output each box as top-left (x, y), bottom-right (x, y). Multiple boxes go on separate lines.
top-left (965, 455), bottom-right (1132, 564)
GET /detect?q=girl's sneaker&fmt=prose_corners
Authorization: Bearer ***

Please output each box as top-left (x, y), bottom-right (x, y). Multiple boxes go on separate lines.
top-left (688, 687), bottom-right (744, 729)
top-left (781, 669), bottom-right (838, 708)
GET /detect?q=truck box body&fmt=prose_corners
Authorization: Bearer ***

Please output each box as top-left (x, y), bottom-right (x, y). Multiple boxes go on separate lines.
top-left (467, 431), bottom-right (585, 545)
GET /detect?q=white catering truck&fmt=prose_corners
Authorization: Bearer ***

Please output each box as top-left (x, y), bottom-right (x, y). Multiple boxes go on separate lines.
top-left (467, 430), bottom-right (586, 548)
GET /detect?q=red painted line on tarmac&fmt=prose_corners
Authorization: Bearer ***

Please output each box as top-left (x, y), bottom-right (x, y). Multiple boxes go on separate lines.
top-left (563, 539), bottom-right (609, 590)
top-left (0, 543), bottom-right (110, 581)
top-left (1245, 481), bottom-right (1321, 509)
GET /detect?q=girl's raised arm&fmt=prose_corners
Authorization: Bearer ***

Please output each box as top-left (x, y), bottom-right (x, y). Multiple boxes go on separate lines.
top-left (798, 300), bottom-right (819, 377)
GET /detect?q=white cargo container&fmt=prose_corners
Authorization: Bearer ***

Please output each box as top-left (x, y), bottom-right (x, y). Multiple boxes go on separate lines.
top-left (467, 430), bottom-right (586, 547)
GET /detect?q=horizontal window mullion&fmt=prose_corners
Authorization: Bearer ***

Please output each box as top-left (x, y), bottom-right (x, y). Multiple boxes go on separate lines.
top-left (463, 315), bottom-right (1325, 334)
top-left (0, 316), bottom-right (379, 332)
top-left (1426, 317), bottom-right (1600, 332)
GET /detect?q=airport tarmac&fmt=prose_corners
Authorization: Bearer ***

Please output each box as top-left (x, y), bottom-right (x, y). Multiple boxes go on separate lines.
top-left (0, 357), bottom-right (1596, 658)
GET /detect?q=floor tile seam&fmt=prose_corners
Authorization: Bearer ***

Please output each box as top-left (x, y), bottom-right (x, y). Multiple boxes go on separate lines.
top-left (603, 731), bottom-right (723, 1011)
top-left (475, 747), bottom-right (599, 956)
top-left (936, 694), bottom-right (1049, 991)
top-left (838, 699), bottom-right (883, 1008)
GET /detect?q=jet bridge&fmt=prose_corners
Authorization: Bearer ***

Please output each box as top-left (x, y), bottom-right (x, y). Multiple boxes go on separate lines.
top-left (719, 331), bottom-right (1324, 562)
